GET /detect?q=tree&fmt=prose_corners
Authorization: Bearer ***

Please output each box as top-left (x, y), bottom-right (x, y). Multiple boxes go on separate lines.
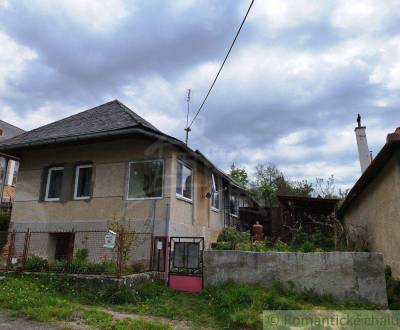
top-left (229, 163), bottom-right (249, 188)
top-left (253, 163), bottom-right (313, 206)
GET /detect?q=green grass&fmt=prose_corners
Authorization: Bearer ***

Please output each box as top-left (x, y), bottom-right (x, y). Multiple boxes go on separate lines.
top-left (0, 275), bottom-right (377, 330)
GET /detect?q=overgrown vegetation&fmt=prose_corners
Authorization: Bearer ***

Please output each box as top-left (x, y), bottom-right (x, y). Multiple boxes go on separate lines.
top-left (0, 213), bottom-right (10, 231)
top-left (0, 276), bottom-right (376, 330)
top-left (25, 249), bottom-right (117, 274)
top-left (214, 228), bottom-right (336, 253)
top-left (386, 266), bottom-right (400, 310)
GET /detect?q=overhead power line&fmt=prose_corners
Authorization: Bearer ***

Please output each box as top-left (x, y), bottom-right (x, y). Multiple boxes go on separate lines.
top-left (187, 0), bottom-right (255, 129)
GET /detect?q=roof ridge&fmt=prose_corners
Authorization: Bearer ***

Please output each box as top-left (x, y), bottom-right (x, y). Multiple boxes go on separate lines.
top-left (114, 100), bottom-right (159, 131)
top-left (0, 119), bottom-right (25, 133)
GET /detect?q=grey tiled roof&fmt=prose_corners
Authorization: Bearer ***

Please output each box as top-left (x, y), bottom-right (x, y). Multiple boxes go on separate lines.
top-left (0, 100), bottom-right (159, 147)
top-left (0, 120), bottom-right (25, 142)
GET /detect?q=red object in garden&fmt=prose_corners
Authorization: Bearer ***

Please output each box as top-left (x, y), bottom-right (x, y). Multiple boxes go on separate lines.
top-left (169, 275), bottom-right (203, 293)
top-left (252, 221), bottom-right (264, 241)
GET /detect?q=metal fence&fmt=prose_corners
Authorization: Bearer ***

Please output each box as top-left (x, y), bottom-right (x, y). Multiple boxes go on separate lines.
top-left (0, 229), bottom-right (158, 277)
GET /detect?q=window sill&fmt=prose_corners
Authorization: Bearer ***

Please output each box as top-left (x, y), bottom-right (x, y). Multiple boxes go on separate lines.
top-left (126, 196), bottom-right (163, 201)
top-left (211, 207), bottom-right (220, 213)
top-left (176, 195), bottom-right (193, 204)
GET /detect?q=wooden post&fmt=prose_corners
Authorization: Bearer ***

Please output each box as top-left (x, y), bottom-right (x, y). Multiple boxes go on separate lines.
top-left (6, 230), bottom-right (16, 268)
top-left (67, 228), bottom-right (75, 262)
top-left (21, 229), bottom-right (31, 270)
top-left (116, 228), bottom-right (124, 278)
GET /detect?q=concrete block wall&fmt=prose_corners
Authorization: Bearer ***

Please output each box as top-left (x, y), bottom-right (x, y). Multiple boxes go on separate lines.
top-left (204, 250), bottom-right (388, 307)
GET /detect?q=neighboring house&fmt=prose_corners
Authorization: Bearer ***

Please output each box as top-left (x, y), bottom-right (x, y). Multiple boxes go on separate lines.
top-left (0, 120), bottom-right (25, 203)
top-left (0, 100), bottom-right (256, 263)
top-left (338, 127), bottom-right (400, 278)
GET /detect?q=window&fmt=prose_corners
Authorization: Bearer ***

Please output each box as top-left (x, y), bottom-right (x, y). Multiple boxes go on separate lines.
top-left (127, 160), bottom-right (163, 199)
top-left (0, 157), bottom-right (5, 185)
top-left (211, 173), bottom-right (220, 210)
top-left (176, 160), bottom-right (192, 201)
top-left (230, 193), bottom-right (239, 216)
top-left (45, 167), bottom-right (64, 201)
top-left (12, 161), bottom-right (19, 186)
top-left (74, 164), bottom-right (93, 200)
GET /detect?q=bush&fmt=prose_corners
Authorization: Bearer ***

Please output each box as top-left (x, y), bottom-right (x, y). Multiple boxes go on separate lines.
top-left (25, 256), bottom-right (49, 272)
top-left (272, 241), bottom-right (291, 252)
top-left (217, 228), bottom-right (250, 249)
top-left (0, 214), bottom-right (10, 231)
top-left (74, 249), bottom-right (88, 263)
top-left (301, 241), bottom-right (316, 253)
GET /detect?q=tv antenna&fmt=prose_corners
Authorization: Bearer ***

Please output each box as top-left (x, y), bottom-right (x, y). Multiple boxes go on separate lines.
top-left (184, 89), bottom-right (191, 145)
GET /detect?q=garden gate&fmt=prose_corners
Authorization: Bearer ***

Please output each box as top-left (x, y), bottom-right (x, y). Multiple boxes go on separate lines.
top-left (168, 237), bottom-right (204, 292)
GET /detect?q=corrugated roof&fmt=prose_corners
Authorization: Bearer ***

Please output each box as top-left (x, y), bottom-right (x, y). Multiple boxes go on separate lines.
top-left (0, 100), bottom-right (158, 148)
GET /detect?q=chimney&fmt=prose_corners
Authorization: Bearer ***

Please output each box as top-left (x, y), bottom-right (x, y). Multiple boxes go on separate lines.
top-left (355, 114), bottom-right (371, 173)
top-left (387, 127), bottom-right (400, 143)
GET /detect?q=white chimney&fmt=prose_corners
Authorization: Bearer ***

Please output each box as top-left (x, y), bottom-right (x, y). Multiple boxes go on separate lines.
top-left (355, 114), bottom-right (371, 173)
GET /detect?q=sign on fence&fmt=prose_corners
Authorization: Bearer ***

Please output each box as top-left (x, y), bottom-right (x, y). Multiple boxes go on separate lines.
top-left (104, 230), bottom-right (116, 249)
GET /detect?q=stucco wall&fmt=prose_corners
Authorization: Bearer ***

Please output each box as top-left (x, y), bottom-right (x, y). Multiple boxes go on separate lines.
top-left (204, 250), bottom-right (388, 307)
top-left (10, 136), bottom-right (227, 255)
top-left (344, 155), bottom-right (400, 278)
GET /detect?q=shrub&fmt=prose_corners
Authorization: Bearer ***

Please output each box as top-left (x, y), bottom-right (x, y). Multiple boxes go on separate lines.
top-left (217, 228), bottom-right (250, 249)
top-left (301, 241), bottom-right (316, 253)
top-left (0, 214), bottom-right (10, 231)
top-left (74, 249), bottom-right (88, 263)
top-left (272, 241), bottom-right (291, 252)
top-left (25, 256), bottom-right (49, 272)
top-left (214, 241), bottom-right (233, 250)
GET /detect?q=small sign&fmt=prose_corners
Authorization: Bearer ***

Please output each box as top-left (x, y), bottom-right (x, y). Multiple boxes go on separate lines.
top-left (11, 257), bottom-right (18, 265)
top-left (157, 240), bottom-right (163, 250)
top-left (104, 230), bottom-right (116, 249)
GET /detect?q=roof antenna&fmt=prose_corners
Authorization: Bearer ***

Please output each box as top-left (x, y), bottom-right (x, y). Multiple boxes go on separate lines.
top-left (184, 89), bottom-right (191, 145)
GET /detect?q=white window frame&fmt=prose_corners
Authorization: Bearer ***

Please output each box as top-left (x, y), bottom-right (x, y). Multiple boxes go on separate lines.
top-left (126, 159), bottom-right (164, 201)
top-left (230, 192), bottom-right (239, 218)
top-left (176, 160), bottom-right (193, 203)
top-left (74, 164), bottom-right (93, 200)
top-left (45, 166), bottom-right (64, 202)
top-left (211, 173), bottom-right (220, 211)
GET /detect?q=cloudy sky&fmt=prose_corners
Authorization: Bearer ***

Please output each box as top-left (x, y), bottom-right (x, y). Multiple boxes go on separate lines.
top-left (0, 0), bottom-right (399, 189)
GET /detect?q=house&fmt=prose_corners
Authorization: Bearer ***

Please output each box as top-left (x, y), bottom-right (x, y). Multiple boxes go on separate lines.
top-left (0, 120), bottom-right (25, 203)
top-left (0, 100), bottom-right (256, 265)
top-left (338, 125), bottom-right (400, 278)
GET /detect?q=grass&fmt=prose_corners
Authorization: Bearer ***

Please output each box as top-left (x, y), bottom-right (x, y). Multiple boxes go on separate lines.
top-left (0, 274), bottom-right (378, 330)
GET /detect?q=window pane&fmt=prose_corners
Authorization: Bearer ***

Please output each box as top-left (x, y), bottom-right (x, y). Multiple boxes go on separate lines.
top-left (128, 161), bottom-right (163, 198)
top-left (211, 174), bottom-right (219, 209)
top-left (76, 166), bottom-right (92, 198)
top-left (12, 161), bottom-right (19, 186)
top-left (0, 157), bottom-right (5, 185)
top-left (182, 164), bottom-right (192, 199)
top-left (176, 162), bottom-right (183, 195)
top-left (48, 169), bottom-right (63, 199)
top-left (230, 193), bottom-right (238, 215)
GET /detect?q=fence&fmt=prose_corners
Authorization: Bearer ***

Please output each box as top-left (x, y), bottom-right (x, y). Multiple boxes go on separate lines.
top-left (0, 229), bottom-right (158, 277)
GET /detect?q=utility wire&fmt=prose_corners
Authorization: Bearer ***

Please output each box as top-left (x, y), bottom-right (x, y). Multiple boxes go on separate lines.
top-left (188, 0), bottom-right (255, 128)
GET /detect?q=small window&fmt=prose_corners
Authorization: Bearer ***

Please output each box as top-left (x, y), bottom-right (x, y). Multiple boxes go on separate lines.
top-left (127, 160), bottom-right (163, 199)
top-left (176, 160), bottom-right (192, 201)
top-left (211, 174), bottom-right (220, 210)
top-left (12, 161), bottom-right (19, 186)
top-left (0, 157), bottom-right (5, 185)
top-left (45, 167), bottom-right (64, 201)
top-left (74, 164), bottom-right (93, 200)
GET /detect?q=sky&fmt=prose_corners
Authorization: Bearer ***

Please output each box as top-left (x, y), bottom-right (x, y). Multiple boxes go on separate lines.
top-left (0, 0), bottom-right (399, 190)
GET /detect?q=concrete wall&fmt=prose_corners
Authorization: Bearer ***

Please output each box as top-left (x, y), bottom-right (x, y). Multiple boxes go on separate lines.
top-left (204, 250), bottom-right (388, 307)
top-left (344, 155), bottom-right (400, 278)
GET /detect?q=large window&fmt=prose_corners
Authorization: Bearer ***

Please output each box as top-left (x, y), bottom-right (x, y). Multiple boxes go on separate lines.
top-left (211, 173), bottom-right (220, 210)
top-left (45, 167), bottom-right (64, 201)
top-left (176, 160), bottom-right (192, 201)
top-left (0, 157), bottom-right (5, 185)
top-left (74, 164), bottom-right (93, 200)
top-left (127, 160), bottom-right (163, 199)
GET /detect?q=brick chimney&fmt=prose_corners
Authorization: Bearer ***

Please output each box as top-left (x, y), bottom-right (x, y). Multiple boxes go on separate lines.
top-left (355, 114), bottom-right (371, 173)
top-left (387, 127), bottom-right (400, 142)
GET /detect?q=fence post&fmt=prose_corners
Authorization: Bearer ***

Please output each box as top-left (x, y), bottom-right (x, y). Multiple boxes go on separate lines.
top-left (6, 229), bottom-right (16, 269)
top-left (21, 228), bottom-right (31, 271)
top-left (68, 228), bottom-right (75, 262)
top-left (116, 228), bottom-right (124, 278)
